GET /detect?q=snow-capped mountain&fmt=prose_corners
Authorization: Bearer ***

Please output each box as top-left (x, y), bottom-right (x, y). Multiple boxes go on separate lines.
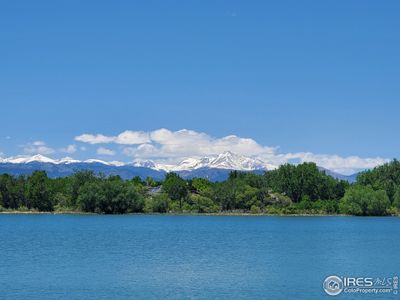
top-left (0, 154), bottom-right (57, 164)
top-left (133, 157), bottom-right (214, 172)
top-left (172, 156), bottom-right (213, 171)
top-left (145, 151), bottom-right (272, 172)
top-left (0, 155), bottom-right (123, 166)
top-left (0, 152), bottom-right (272, 172)
top-left (56, 157), bottom-right (81, 164)
top-left (207, 151), bottom-right (267, 170)
top-left (132, 160), bottom-right (160, 169)
top-left (0, 152), bottom-right (356, 182)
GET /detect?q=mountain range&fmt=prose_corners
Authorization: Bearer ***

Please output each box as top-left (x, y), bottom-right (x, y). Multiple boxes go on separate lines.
top-left (132, 151), bottom-right (276, 172)
top-left (0, 152), bottom-right (358, 182)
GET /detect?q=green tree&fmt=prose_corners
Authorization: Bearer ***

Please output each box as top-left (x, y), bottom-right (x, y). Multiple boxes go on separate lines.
top-left (0, 174), bottom-right (13, 208)
top-left (393, 186), bottom-right (400, 210)
top-left (235, 184), bottom-right (259, 210)
top-left (212, 181), bottom-right (236, 211)
top-left (265, 162), bottom-right (347, 203)
top-left (0, 174), bottom-right (25, 209)
top-left (125, 184), bottom-right (144, 212)
top-left (162, 173), bottom-right (188, 209)
top-left (191, 194), bottom-right (218, 213)
top-left (339, 185), bottom-right (390, 216)
top-left (145, 176), bottom-right (157, 187)
top-left (98, 178), bottom-right (127, 214)
top-left (69, 170), bottom-right (97, 208)
top-left (53, 192), bottom-right (70, 211)
top-left (250, 204), bottom-right (262, 214)
top-left (190, 178), bottom-right (213, 197)
top-left (132, 176), bottom-right (143, 186)
top-left (368, 190), bottom-right (391, 216)
top-left (77, 178), bottom-right (144, 214)
top-left (26, 171), bottom-right (52, 211)
top-left (77, 181), bottom-right (103, 212)
top-left (357, 160), bottom-right (400, 201)
top-left (144, 193), bottom-right (169, 213)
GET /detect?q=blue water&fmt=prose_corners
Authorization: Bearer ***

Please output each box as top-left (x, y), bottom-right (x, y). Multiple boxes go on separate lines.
top-left (0, 215), bottom-right (398, 299)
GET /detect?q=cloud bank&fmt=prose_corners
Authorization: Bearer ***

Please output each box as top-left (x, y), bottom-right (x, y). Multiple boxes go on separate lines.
top-left (75, 129), bottom-right (389, 175)
top-left (75, 131), bottom-right (150, 145)
top-left (23, 141), bottom-right (77, 155)
top-left (97, 147), bottom-right (116, 156)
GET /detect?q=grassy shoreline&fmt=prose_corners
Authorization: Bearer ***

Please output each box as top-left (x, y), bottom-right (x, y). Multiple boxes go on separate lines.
top-left (0, 209), bottom-right (398, 217)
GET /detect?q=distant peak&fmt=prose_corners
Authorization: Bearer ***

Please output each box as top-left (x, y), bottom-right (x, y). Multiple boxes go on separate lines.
top-left (56, 157), bottom-right (81, 164)
top-left (2, 154), bottom-right (56, 164)
top-left (220, 151), bottom-right (234, 156)
top-left (148, 152), bottom-right (270, 172)
top-left (0, 152), bottom-right (270, 172)
top-left (84, 159), bottom-right (110, 165)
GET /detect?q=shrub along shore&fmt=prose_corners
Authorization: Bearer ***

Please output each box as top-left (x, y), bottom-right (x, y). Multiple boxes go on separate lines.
top-left (1, 161), bottom-right (400, 216)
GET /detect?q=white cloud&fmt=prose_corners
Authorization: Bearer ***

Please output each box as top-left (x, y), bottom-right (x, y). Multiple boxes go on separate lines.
top-left (75, 128), bottom-right (389, 174)
top-left (123, 143), bottom-right (160, 158)
top-left (285, 152), bottom-right (390, 175)
top-left (32, 141), bottom-right (46, 146)
top-left (75, 130), bottom-right (150, 145)
top-left (115, 130), bottom-right (150, 144)
top-left (75, 134), bottom-right (114, 144)
top-left (24, 142), bottom-right (78, 156)
top-left (59, 144), bottom-right (77, 154)
top-left (97, 147), bottom-right (116, 156)
top-left (24, 141), bottom-right (55, 155)
top-left (117, 129), bottom-right (276, 162)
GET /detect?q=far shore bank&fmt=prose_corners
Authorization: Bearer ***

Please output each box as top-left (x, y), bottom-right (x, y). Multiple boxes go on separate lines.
top-left (0, 210), bottom-right (398, 217)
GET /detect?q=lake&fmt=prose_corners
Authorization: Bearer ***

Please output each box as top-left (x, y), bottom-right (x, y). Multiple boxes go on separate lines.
top-left (0, 215), bottom-right (399, 299)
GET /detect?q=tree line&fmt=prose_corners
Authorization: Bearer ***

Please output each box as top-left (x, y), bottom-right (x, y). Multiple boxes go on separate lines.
top-left (1, 161), bottom-right (400, 216)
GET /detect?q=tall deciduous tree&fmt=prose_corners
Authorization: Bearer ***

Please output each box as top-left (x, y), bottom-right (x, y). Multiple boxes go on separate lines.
top-left (26, 171), bottom-right (52, 211)
top-left (162, 173), bottom-right (188, 209)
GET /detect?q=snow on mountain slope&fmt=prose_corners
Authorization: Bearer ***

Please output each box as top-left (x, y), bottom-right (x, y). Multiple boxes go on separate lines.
top-left (0, 153), bottom-right (356, 181)
top-left (1, 154), bottom-right (57, 164)
top-left (133, 157), bottom-right (213, 172)
top-left (153, 151), bottom-right (270, 172)
top-left (56, 157), bottom-right (81, 164)
top-left (83, 159), bottom-right (111, 165)
top-left (207, 151), bottom-right (266, 170)
top-left (0, 155), bottom-right (113, 166)
top-left (108, 161), bottom-right (125, 167)
top-left (132, 160), bottom-right (159, 169)
top-left (0, 152), bottom-right (273, 172)
top-left (170, 156), bottom-right (213, 171)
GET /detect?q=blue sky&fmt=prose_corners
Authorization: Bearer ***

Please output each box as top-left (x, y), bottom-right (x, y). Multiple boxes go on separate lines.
top-left (0, 1), bottom-right (399, 174)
